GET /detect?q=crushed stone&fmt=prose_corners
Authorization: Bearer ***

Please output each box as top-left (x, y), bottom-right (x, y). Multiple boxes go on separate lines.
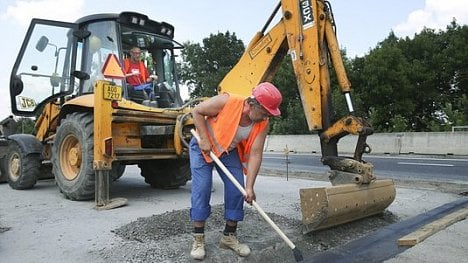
top-left (94, 204), bottom-right (397, 262)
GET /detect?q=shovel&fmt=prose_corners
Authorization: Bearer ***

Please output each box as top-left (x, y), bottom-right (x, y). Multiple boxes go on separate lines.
top-left (191, 129), bottom-right (303, 262)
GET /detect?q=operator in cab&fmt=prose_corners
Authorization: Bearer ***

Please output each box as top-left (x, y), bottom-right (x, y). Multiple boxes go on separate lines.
top-left (124, 47), bottom-right (158, 86)
top-left (188, 82), bottom-right (282, 260)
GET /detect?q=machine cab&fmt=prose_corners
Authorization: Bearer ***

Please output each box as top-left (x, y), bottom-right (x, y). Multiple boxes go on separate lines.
top-left (10, 12), bottom-right (184, 117)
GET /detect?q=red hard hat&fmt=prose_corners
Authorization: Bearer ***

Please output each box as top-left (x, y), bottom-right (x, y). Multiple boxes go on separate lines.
top-left (252, 82), bottom-right (282, 117)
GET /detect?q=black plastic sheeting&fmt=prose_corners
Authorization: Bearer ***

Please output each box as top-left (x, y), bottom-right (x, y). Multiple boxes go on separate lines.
top-left (302, 196), bottom-right (468, 263)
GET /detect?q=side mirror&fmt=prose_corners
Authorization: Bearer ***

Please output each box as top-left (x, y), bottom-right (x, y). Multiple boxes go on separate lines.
top-left (50, 73), bottom-right (61, 87)
top-left (36, 36), bottom-right (49, 52)
top-left (10, 75), bottom-right (24, 96)
top-left (72, 70), bottom-right (90, 80)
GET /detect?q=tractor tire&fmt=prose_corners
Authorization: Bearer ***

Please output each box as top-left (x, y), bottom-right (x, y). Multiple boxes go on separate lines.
top-left (139, 159), bottom-right (190, 189)
top-left (0, 156), bottom-right (6, 183)
top-left (39, 163), bottom-right (54, 180)
top-left (5, 141), bottom-right (40, 189)
top-left (52, 112), bottom-right (95, 200)
top-left (110, 163), bottom-right (126, 181)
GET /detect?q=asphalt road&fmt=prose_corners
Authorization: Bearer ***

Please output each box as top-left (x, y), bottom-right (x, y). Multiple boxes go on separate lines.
top-left (262, 153), bottom-right (468, 184)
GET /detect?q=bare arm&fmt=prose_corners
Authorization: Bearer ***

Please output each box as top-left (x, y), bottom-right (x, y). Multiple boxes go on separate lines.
top-left (125, 72), bottom-right (138, 77)
top-left (244, 123), bottom-right (269, 204)
top-left (192, 93), bottom-right (229, 155)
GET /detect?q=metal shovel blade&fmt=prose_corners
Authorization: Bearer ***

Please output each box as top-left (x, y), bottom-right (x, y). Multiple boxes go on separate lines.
top-left (300, 179), bottom-right (396, 233)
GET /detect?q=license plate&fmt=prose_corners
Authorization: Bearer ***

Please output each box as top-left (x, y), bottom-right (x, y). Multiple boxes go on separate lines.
top-left (103, 84), bottom-right (122, 101)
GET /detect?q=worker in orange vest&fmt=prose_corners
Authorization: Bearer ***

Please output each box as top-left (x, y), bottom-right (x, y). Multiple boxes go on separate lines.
top-left (189, 82), bottom-right (282, 260)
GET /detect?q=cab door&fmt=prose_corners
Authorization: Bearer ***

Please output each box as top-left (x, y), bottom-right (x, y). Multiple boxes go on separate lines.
top-left (9, 19), bottom-right (79, 117)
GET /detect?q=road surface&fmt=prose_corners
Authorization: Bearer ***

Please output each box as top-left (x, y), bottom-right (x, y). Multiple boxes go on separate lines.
top-left (262, 153), bottom-right (468, 184)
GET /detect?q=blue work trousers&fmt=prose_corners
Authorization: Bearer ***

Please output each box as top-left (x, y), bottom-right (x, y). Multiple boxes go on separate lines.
top-left (189, 137), bottom-right (245, 222)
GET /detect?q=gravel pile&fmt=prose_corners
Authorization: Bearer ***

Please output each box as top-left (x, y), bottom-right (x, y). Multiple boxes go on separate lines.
top-left (94, 204), bottom-right (397, 262)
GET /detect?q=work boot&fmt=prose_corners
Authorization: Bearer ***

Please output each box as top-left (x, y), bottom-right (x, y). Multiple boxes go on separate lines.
top-left (190, 233), bottom-right (205, 260)
top-left (219, 233), bottom-right (251, 257)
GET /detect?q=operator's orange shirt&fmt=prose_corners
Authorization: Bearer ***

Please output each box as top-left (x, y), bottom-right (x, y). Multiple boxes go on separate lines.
top-left (123, 59), bottom-right (149, 85)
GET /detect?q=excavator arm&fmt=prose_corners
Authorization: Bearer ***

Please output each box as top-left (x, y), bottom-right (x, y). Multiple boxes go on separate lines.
top-left (219, 0), bottom-right (395, 232)
top-left (219, 0), bottom-right (367, 159)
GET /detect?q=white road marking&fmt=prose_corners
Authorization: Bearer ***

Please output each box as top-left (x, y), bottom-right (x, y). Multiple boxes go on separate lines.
top-left (263, 153), bottom-right (468, 163)
top-left (397, 162), bottom-right (454, 167)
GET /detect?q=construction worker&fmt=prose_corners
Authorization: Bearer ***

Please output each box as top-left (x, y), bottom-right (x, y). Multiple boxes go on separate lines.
top-left (189, 82), bottom-right (282, 260)
top-left (124, 47), bottom-right (157, 86)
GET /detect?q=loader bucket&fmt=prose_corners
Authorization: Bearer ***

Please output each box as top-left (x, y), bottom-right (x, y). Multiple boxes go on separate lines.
top-left (299, 179), bottom-right (396, 233)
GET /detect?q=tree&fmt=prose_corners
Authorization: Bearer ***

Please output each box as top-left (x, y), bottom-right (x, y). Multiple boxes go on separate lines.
top-left (14, 117), bottom-right (36, 134)
top-left (399, 27), bottom-right (456, 131)
top-left (354, 33), bottom-right (416, 132)
top-left (349, 23), bottom-right (468, 132)
top-left (270, 58), bottom-right (309, 134)
top-left (330, 49), bottom-right (359, 120)
top-left (179, 31), bottom-right (245, 98)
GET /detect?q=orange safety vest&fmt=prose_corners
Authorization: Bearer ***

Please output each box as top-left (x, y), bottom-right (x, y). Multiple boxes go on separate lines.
top-left (203, 93), bottom-right (268, 173)
top-left (123, 58), bottom-right (149, 84)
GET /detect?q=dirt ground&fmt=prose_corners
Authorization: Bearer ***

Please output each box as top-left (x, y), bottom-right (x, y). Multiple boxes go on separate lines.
top-left (94, 205), bottom-right (397, 263)
top-left (90, 169), bottom-right (465, 263)
top-left (0, 166), bottom-right (466, 263)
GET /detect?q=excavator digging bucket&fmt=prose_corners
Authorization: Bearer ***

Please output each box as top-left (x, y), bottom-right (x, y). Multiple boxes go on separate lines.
top-left (299, 179), bottom-right (396, 233)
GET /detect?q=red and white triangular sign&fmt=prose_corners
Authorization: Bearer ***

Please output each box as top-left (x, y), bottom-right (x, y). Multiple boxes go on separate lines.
top-left (102, 53), bottom-right (125, 79)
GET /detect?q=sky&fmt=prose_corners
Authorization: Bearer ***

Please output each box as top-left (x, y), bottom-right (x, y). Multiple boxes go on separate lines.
top-left (0, 0), bottom-right (467, 119)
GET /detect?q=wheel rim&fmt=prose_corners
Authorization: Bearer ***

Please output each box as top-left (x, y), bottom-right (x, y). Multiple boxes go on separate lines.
top-left (60, 134), bottom-right (82, 181)
top-left (8, 153), bottom-right (21, 182)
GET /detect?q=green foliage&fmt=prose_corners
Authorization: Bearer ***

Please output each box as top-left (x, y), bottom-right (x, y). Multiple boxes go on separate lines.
top-left (389, 114), bottom-right (409, 132)
top-left (270, 58), bottom-right (309, 134)
top-left (270, 102), bottom-right (308, 134)
top-left (179, 31), bottom-right (245, 98)
top-left (440, 94), bottom-right (468, 130)
top-left (178, 20), bottom-right (468, 134)
top-left (350, 22), bottom-right (468, 132)
top-left (353, 38), bottom-right (416, 132)
top-left (14, 118), bottom-right (36, 134)
top-left (329, 50), bottom-right (356, 118)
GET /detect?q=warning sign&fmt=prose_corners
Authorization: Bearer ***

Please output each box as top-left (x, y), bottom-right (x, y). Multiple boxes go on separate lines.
top-left (102, 54), bottom-right (125, 79)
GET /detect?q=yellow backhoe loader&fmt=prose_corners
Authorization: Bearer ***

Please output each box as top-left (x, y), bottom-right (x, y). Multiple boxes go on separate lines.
top-left (218, 0), bottom-right (396, 232)
top-left (7, 12), bottom-right (196, 209)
